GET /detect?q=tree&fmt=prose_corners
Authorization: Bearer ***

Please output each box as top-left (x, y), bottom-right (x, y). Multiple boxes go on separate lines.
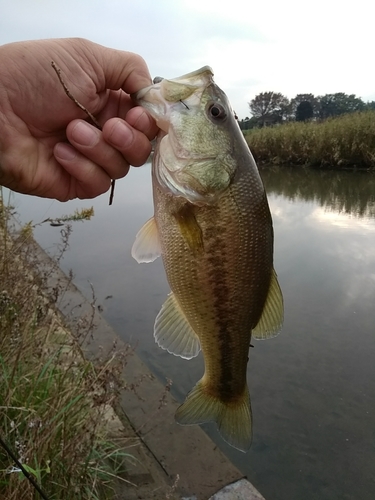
top-left (364, 101), bottom-right (375, 111)
top-left (290, 94), bottom-right (319, 119)
top-left (318, 93), bottom-right (365, 119)
top-left (296, 101), bottom-right (314, 121)
top-left (238, 116), bottom-right (259, 130)
top-left (249, 92), bottom-right (290, 126)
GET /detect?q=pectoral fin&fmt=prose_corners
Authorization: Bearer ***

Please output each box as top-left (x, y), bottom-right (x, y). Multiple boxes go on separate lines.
top-left (253, 269), bottom-right (284, 340)
top-left (173, 204), bottom-right (204, 255)
top-left (131, 217), bottom-right (161, 263)
top-left (154, 293), bottom-right (201, 359)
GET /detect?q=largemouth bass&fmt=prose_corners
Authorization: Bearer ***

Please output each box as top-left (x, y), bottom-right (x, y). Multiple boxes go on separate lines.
top-left (131, 67), bottom-right (283, 452)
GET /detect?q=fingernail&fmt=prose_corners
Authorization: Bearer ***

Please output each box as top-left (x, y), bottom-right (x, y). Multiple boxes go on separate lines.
top-left (54, 143), bottom-right (77, 161)
top-left (108, 120), bottom-right (134, 148)
top-left (71, 121), bottom-right (98, 146)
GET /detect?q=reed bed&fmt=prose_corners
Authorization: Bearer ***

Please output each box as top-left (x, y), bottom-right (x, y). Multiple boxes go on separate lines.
top-left (244, 111), bottom-right (375, 168)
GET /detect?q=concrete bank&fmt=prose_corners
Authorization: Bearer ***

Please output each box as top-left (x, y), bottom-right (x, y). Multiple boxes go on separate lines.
top-left (28, 235), bottom-right (266, 500)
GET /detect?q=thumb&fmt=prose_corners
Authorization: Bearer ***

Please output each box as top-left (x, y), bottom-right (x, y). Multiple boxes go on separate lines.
top-left (78, 40), bottom-right (153, 94)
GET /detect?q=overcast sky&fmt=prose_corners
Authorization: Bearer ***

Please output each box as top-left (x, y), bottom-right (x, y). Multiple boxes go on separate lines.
top-left (1, 0), bottom-right (374, 119)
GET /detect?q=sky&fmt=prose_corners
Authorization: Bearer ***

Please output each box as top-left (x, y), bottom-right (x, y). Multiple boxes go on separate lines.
top-left (1, 0), bottom-right (374, 119)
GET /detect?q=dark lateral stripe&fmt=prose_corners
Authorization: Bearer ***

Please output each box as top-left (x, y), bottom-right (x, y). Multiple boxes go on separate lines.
top-left (206, 236), bottom-right (240, 402)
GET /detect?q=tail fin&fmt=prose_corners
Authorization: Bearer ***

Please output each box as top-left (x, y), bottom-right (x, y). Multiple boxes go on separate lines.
top-left (175, 380), bottom-right (252, 452)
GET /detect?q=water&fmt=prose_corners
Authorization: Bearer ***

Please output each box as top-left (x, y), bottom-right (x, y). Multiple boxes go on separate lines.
top-left (9, 165), bottom-right (375, 500)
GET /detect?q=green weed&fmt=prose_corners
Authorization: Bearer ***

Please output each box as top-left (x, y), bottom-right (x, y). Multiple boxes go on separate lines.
top-left (0, 195), bottom-right (132, 500)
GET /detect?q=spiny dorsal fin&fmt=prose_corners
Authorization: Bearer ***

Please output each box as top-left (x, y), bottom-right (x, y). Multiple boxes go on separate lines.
top-left (131, 217), bottom-right (161, 263)
top-left (253, 268), bottom-right (283, 340)
top-left (154, 293), bottom-right (201, 359)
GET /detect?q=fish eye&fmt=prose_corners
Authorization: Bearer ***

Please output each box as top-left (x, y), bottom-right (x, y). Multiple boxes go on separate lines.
top-left (207, 102), bottom-right (227, 121)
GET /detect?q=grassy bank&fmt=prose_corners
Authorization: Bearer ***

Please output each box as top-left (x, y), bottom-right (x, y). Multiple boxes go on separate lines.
top-left (0, 197), bottom-right (131, 500)
top-left (244, 110), bottom-right (375, 168)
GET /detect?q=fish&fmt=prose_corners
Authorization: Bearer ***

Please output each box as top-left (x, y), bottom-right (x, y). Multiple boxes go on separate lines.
top-left (131, 67), bottom-right (283, 452)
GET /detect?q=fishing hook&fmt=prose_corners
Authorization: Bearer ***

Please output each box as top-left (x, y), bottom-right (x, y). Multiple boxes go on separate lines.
top-left (151, 76), bottom-right (190, 110)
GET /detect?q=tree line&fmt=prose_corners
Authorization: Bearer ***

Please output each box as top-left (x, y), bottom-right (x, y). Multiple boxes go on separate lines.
top-left (239, 92), bottom-right (375, 129)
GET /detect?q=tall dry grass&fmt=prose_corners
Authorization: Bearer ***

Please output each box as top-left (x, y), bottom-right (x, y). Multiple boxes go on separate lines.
top-left (245, 110), bottom-right (375, 168)
top-left (0, 195), bottom-right (133, 500)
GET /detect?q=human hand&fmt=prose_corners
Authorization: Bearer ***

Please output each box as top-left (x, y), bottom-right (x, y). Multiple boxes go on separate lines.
top-left (0, 38), bottom-right (158, 201)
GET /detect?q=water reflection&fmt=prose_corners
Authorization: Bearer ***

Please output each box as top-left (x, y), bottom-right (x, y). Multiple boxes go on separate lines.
top-left (261, 165), bottom-right (375, 218)
top-left (8, 165), bottom-right (375, 500)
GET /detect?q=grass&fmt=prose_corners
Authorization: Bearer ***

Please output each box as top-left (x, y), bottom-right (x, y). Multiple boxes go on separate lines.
top-left (244, 110), bottom-right (375, 168)
top-left (0, 192), bottom-right (134, 500)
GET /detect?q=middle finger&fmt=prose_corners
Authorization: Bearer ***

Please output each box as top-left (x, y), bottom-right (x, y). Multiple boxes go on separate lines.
top-left (102, 117), bottom-right (153, 166)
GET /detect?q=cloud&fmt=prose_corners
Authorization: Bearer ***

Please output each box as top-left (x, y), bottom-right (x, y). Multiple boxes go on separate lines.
top-left (1, 0), bottom-right (374, 118)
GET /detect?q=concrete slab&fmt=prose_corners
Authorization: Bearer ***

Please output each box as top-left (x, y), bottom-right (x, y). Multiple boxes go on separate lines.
top-left (118, 350), bottom-right (242, 499)
top-left (209, 479), bottom-right (266, 500)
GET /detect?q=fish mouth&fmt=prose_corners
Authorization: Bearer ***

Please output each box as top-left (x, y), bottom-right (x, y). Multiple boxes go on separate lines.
top-left (133, 85), bottom-right (154, 101)
top-left (132, 66), bottom-right (214, 132)
top-left (133, 66), bottom-right (214, 101)
top-left (162, 65), bottom-right (214, 86)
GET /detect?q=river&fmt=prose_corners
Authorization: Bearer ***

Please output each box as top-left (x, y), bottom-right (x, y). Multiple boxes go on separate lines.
top-left (10, 164), bottom-right (375, 500)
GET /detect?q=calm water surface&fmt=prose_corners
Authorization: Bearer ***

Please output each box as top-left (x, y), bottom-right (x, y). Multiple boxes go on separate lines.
top-left (10, 165), bottom-right (375, 500)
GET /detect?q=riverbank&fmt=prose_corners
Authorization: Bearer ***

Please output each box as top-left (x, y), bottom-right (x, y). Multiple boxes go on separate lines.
top-left (0, 211), bottom-right (136, 499)
top-left (0, 206), bottom-right (265, 499)
top-left (244, 110), bottom-right (375, 168)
